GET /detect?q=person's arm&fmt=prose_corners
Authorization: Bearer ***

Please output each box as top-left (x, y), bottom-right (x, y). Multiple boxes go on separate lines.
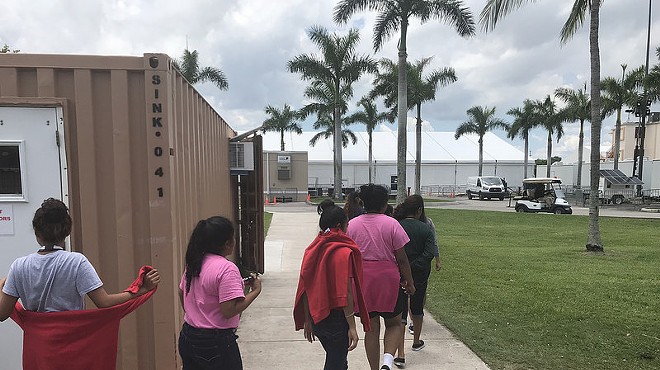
top-left (426, 219), bottom-right (441, 271)
top-left (301, 293), bottom-right (315, 343)
top-left (88, 269), bottom-right (160, 308)
top-left (0, 278), bottom-right (18, 322)
top-left (342, 276), bottom-right (359, 351)
top-left (394, 248), bottom-right (415, 296)
top-left (219, 275), bottom-right (262, 318)
top-left (179, 289), bottom-right (185, 312)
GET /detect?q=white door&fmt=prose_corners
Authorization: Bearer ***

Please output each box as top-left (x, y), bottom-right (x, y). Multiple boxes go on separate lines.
top-left (0, 106), bottom-right (67, 370)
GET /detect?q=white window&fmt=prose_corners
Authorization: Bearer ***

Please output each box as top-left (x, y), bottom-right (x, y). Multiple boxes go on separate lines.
top-left (0, 142), bottom-right (27, 200)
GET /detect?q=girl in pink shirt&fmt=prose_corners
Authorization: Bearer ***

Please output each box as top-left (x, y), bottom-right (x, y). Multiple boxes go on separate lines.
top-left (178, 216), bottom-right (261, 370)
top-left (346, 184), bottom-right (415, 370)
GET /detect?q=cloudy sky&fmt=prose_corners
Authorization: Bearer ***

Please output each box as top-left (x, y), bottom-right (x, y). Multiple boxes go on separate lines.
top-left (1, 0), bottom-right (658, 162)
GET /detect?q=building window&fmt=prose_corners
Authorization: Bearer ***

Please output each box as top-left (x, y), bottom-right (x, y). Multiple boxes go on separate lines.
top-left (0, 145), bottom-right (23, 196)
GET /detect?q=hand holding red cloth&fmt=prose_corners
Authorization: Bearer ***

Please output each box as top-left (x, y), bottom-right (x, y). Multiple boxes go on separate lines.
top-left (10, 265), bottom-right (157, 370)
top-left (293, 229), bottom-right (370, 332)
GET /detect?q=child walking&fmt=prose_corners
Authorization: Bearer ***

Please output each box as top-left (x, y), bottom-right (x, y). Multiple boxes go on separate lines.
top-left (178, 216), bottom-right (262, 370)
top-left (294, 200), bottom-right (371, 370)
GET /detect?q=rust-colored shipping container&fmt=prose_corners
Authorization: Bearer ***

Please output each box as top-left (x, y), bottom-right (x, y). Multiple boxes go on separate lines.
top-left (0, 53), bottom-right (263, 370)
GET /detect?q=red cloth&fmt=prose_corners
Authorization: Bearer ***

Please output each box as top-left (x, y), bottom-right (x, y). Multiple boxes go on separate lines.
top-left (293, 229), bottom-right (370, 332)
top-left (10, 265), bottom-right (157, 370)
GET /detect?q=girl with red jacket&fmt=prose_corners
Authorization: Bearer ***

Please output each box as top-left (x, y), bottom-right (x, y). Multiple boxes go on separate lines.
top-left (294, 200), bottom-right (370, 370)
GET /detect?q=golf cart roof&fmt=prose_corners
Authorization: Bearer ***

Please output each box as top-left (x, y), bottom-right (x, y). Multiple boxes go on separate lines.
top-left (522, 177), bottom-right (562, 184)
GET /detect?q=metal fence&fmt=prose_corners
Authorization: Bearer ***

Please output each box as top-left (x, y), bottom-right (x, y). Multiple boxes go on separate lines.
top-left (268, 187), bottom-right (298, 202)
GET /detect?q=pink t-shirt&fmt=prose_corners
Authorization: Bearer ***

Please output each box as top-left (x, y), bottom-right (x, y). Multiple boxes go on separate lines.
top-left (179, 254), bottom-right (245, 329)
top-left (347, 213), bottom-right (410, 261)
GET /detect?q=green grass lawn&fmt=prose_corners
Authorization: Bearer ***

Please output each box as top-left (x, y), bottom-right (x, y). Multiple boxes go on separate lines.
top-left (425, 209), bottom-right (660, 370)
top-left (264, 212), bottom-right (273, 234)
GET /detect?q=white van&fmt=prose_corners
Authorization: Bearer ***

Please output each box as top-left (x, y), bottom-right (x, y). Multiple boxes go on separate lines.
top-left (466, 176), bottom-right (506, 200)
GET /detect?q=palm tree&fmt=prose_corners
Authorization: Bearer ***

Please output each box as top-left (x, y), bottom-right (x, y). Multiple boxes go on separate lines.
top-left (261, 104), bottom-right (303, 151)
top-left (0, 44), bottom-right (19, 53)
top-left (335, 0), bottom-right (475, 204)
top-left (601, 65), bottom-right (644, 169)
top-left (555, 84), bottom-right (590, 187)
top-left (173, 49), bottom-right (228, 90)
top-left (346, 97), bottom-right (391, 183)
top-left (288, 26), bottom-right (376, 200)
top-left (533, 96), bottom-right (564, 178)
top-left (371, 57), bottom-right (457, 194)
top-left (455, 106), bottom-right (509, 176)
top-left (481, 0), bottom-right (604, 251)
top-left (309, 111), bottom-right (358, 149)
top-left (507, 99), bottom-right (538, 179)
top-left (644, 47), bottom-right (660, 104)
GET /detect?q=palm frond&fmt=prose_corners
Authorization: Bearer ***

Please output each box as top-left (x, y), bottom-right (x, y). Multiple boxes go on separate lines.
top-left (454, 121), bottom-right (478, 139)
top-left (333, 0), bottom-right (377, 24)
top-left (560, 0), bottom-right (589, 44)
top-left (373, 6), bottom-right (401, 51)
top-left (479, 0), bottom-right (537, 32)
top-left (431, 0), bottom-right (476, 38)
top-left (198, 67), bottom-right (228, 90)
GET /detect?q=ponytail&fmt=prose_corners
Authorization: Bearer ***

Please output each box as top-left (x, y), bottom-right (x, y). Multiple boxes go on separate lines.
top-left (184, 216), bottom-right (234, 294)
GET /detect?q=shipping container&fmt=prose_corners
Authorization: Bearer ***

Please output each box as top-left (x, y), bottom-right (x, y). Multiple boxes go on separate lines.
top-left (0, 53), bottom-right (263, 370)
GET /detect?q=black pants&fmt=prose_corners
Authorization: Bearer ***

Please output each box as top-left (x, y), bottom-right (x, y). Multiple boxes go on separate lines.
top-left (178, 322), bottom-right (243, 370)
top-left (402, 266), bottom-right (431, 323)
top-left (312, 310), bottom-right (349, 370)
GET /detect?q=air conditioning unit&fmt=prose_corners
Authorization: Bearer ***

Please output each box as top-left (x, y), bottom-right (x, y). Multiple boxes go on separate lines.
top-left (229, 142), bottom-right (254, 171)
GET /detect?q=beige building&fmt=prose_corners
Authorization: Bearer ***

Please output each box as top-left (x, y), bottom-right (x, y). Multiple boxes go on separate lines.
top-left (615, 112), bottom-right (660, 161)
top-left (263, 151), bottom-right (308, 202)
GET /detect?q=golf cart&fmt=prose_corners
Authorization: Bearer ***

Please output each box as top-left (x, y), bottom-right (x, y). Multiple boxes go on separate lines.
top-left (515, 178), bottom-right (572, 214)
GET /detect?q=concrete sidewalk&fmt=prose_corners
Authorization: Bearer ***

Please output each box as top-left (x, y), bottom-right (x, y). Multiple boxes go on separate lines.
top-left (238, 207), bottom-right (490, 370)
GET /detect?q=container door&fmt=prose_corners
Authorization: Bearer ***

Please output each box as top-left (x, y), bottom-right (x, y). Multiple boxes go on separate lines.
top-left (0, 106), bottom-right (67, 370)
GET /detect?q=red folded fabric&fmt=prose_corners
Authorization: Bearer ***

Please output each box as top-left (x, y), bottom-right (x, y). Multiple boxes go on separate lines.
top-left (293, 229), bottom-right (370, 332)
top-left (123, 265), bottom-right (153, 293)
top-left (10, 265), bottom-right (157, 370)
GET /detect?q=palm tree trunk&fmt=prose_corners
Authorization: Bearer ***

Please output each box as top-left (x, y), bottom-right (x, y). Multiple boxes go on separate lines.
top-left (546, 132), bottom-right (552, 178)
top-left (396, 20), bottom-right (409, 204)
top-left (368, 129), bottom-right (374, 183)
top-left (587, 0), bottom-right (603, 252)
top-left (478, 137), bottom-right (483, 176)
top-left (577, 119), bottom-right (584, 187)
top-left (415, 103), bottom-right (422, 195)
top-left (613, 107), bottom-right (622, 169)
top-left (334, 81), bottom-right (343, 200)
top-left (523, 135), bottom-right (529, 179)
top-left (280, 129), bottom-right (285, 151)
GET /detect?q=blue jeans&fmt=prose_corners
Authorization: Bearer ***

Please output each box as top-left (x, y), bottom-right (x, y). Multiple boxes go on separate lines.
top-left (312, 310), bottom-right (349, 370)
top-left (178, 322), bottom-right (243, 370)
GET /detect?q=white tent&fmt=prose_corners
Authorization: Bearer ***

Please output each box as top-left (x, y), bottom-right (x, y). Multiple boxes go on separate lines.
top-left (261, 131), bottom-right (530, 194)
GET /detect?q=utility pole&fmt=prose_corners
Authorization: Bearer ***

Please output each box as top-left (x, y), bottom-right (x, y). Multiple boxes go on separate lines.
top-left (633, 0), bottom-right (653, 196)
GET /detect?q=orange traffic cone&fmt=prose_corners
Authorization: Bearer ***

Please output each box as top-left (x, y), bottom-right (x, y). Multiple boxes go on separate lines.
top-left (307, 193), bottom-right (311, 202)
top-left (265, 196), bottom-right (269, 205)
top-left (273, 196), bottom-right (277, 205)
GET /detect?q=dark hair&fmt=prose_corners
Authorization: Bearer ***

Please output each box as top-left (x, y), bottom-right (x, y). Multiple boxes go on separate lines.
top-left (358, 184), bottom-right (389, 213)
top-left (317, 198), bottom-right (335, 215)
top-left (32, 198), bottom-right (72, 246)
top-left (343, 191), bottom-right (364, 219)
top-left (384, 204), bottom-right (394, 217)
top-left (393, 195), bottom-right (425, 221)
top-left (317, 200), bottom-right (348, 230)
top-left (184, 216), bottom-right (235, 294)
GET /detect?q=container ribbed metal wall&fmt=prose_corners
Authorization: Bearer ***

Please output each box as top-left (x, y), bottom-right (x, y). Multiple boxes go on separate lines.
top-left (0, 53), bottom-right (237, 370)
